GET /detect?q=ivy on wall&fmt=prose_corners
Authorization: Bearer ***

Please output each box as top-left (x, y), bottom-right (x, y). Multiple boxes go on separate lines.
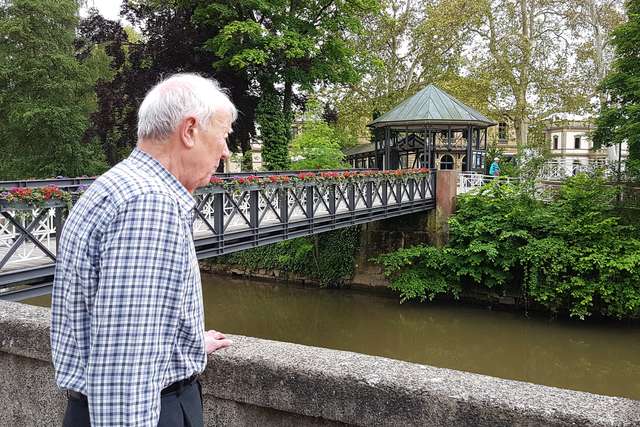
top-left (212, 226), bottom-right (361, 287)
top-left (256, 86), bottom-right (290, 171)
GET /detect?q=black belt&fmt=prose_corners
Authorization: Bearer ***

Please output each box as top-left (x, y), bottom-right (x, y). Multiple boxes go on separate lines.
top-left (67, 375), bottom-right (199, 402)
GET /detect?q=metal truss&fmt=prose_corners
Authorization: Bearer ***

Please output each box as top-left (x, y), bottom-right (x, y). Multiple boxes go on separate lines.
top-left (192, 173), bottom-right (435, 258)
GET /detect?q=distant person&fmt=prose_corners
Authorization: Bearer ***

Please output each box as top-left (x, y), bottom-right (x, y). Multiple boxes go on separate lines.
top-left (51, 73), bottom-right (236, 427)
top-left (489, 157), bottom-right (501, 176)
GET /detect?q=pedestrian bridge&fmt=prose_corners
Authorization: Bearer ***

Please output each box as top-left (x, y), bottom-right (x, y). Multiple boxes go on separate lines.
top-left (0, 169), bottom-right (435, 297)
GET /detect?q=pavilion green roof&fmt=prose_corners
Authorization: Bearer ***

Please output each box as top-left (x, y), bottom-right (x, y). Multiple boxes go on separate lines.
top-left (369, 84), bottom-right (497, 128)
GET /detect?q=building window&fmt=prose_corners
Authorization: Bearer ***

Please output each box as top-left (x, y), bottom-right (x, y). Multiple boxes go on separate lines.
top-left (553, 135), bottom-right (559, 150)
top-left (440, 154), bottom-right (454, 170)
top-left (574, 136), bottom-right (581, 149)
top-left (474, 151), bottom-right (485, 169)
top-left (498, 122), bottom-right (507, 143)
top-left (461, 155), bottom-right (468, 171)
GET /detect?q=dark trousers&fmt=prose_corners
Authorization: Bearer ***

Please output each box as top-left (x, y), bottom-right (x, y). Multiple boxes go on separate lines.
top-left (62, 380), bottom-right (203, 427)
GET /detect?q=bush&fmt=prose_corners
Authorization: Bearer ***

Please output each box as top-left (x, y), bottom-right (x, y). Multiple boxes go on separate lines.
top-left (376, 174), bottom-right (640, 319)
top-left (213, 226), bottom-right (361, 287)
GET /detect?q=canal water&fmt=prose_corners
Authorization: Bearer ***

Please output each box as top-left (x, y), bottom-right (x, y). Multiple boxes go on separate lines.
top-left (24, 273), bottom-right (640, 400)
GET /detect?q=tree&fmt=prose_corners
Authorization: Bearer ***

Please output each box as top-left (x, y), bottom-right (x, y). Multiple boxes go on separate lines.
top-left (290, 121), bottom-right (348, 170)
top-left (199, 0), bottom-right (378, 168)
top-left (0, 0), bottom-right (109, 178)
top-left (593, 0), bottom-right (640, 162)
top-left (76, 9), bottom-right (130, 165)
top-left (471, 0), bottom-right (577, 147)
top-left (75, 1), bottom-right (259, 165)
top-left (564, 0), bottom-right (625, 109)
top-left (290, 100), bottom-right (350, 170)
top-left (331, 0), bottom-right (487, 141)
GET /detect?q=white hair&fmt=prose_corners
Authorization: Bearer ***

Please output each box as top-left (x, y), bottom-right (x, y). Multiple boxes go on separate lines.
top-left (137, 73), bottom-right (238, 142)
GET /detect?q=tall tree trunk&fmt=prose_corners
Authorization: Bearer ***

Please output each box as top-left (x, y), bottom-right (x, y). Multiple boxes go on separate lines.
top-left (515, 0), bottom-right (532, 147)
top-left (590, 1), bottom-right (607, 108)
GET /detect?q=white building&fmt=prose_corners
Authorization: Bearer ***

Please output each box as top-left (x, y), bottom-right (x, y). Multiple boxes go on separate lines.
top-left (544, 117), bottom-right (628, 176)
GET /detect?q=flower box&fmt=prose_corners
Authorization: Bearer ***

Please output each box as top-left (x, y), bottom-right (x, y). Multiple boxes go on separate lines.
top-left (202, 169), bottom-right (431, 193)
top-left (0, 186), bottom-right (71, 211)
top-left (0, 198), bottom-right (66, 211)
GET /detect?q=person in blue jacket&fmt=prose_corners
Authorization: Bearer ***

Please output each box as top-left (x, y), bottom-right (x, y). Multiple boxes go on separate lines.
top-left (489, 157), bottom-right (501, 176)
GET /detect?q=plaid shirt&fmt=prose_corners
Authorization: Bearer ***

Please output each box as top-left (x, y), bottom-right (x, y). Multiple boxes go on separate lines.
top-left (51, 148), bottom-right (206, 426)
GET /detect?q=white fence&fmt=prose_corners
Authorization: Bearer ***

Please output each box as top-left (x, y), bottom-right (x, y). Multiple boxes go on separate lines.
top-left (457, 173), bottom-right (521, 195)
top-left (537, 160), bottom-right (620, 182)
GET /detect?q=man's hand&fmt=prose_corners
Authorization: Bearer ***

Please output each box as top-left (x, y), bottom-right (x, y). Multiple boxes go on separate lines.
top-left (204, 329), bottom-right (232, 354)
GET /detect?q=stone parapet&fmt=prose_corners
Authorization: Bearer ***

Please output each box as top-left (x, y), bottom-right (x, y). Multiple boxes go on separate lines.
top-left (1, 299), bottom-right (640, 426)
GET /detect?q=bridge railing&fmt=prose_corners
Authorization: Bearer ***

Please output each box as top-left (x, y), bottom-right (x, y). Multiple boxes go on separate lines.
top-left (192, 170), bottom-right (434, 257)
top-left (0, 169), bottom-right (435, 289)
top-left (457, 173), bottom-right (521, 194)
top-left (0, 203), bottom-right (64, 284)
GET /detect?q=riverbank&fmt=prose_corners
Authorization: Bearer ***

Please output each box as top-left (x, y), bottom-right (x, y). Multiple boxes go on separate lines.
top-left (199, 261), bottom-right (564, 318)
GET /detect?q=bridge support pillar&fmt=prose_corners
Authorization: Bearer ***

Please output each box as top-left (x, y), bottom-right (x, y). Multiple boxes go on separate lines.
top-left (428, 170), bottom-right (458, 246)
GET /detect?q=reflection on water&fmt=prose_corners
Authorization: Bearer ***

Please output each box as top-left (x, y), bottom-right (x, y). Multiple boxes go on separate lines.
top-left (24, 273), bottom-right (640, 400)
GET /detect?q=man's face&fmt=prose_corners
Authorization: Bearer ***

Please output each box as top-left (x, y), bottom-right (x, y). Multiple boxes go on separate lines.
top-left (192, 112), bottom-right (231, 188)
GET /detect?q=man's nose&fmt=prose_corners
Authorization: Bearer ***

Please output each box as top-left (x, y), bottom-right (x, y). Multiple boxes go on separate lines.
top-left (221, 142), bottom-right (230, 160)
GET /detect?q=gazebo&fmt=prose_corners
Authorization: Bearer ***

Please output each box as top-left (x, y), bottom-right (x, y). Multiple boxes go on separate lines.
top-left (345, 84), bottom-right (496, 172)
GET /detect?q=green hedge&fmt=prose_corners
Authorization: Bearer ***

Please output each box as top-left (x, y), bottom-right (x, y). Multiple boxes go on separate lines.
top-left (376, 174), bottom-right (640, 319)
top-left (212, 227), bottom-right (361, 287)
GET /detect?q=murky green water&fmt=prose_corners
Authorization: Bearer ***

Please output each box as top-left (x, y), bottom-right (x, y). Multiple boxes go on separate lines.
top-left (24, 273), bottom-right (640, 400)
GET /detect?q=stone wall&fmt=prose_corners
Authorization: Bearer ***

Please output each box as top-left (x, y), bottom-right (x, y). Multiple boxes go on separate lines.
top-left (2, 299), bottom-right (640, 426)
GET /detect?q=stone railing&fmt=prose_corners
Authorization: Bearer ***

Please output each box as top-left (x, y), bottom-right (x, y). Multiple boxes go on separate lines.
top-left (1, 300), bottom-right (640, 426)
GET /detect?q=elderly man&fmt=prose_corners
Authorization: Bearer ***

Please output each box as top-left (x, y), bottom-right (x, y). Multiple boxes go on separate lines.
top-left (51, 73), bottom-right (236, 426)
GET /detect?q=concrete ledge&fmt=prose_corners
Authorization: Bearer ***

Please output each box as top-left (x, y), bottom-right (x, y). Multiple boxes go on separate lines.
top-left (1, 300), bottom-right (640, 426)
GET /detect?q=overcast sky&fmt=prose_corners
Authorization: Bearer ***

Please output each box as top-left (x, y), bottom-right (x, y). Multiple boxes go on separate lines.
top-left (81, 0), bottom-right (124, 21)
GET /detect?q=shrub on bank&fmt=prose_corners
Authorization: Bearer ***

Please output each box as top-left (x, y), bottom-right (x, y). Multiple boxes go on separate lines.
top-left (209, 226), bottom-right (361, 287)
top-left (376, 174), bottom-right (640, 319)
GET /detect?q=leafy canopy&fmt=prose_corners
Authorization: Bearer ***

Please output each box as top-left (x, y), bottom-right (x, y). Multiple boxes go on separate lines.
top-left (290, 121), bottom-right (349, 170)
top-left (0, 0), bottom-right (109, 178)
top-left (594, 0), bottom-right (640, 162)
top-left (290, 99), bottom-right (350, 170)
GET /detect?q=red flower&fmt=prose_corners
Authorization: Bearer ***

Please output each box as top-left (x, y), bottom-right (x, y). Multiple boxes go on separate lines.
top-left (11, 187), bottom-right (33, 197)
top-left (210, 177), bottom-right (224, 185)
top-left (297, 172), bottom-right (315, 180)
top-left (320, 172), bottom-right (339, 179)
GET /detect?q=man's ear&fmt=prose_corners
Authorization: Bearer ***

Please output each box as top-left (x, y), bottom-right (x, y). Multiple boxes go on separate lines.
top-left (180, 117), bottom-right (198, 148)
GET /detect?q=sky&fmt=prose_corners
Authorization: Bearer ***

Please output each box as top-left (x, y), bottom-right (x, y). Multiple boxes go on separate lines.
top-left (81, 0), bottom-right (124, 21)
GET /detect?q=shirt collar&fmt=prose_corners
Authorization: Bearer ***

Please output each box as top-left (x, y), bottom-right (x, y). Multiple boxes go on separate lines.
top-left (128, 148), bottom-right (196, 217)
